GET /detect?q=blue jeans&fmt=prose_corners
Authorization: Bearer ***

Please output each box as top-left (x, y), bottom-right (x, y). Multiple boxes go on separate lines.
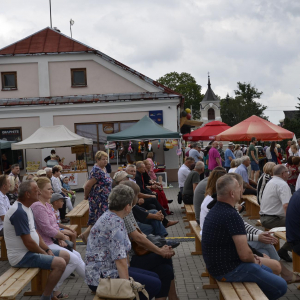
top-left (214, 263), bottom-right (287, 300)
top-left (251, 160), bottom-right (260, 171)
top-left (248, 241), bottom-right (280, 261)
top-left (138, 209), bottom-right (168, 237)
top-left (13, 250), bottom-right (60, 270)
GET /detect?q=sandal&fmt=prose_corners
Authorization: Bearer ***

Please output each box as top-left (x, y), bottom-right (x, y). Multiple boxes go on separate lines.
top-left (56, 293), bottom-right (69, 299)
top-left (287, 272), bottom-right (300, 284)
top-left (78, 234), bottom-right (88, 245)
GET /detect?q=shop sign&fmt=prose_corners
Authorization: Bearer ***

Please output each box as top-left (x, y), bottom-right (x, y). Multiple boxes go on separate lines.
top-left (0, 128), bottom-right (22, 141)
top-left (103, 123), bottom-right (114, 134)
top-left (71, 145), bottom-right (86, 154)
top-left (149, 110), bottom-right (163, 124)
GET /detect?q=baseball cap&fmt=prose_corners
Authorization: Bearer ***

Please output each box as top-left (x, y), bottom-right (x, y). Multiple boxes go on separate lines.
top-left (36, 169), bottom-right (46, 176)
top-left (113, 171), bottom-right (133, 182)
top-left (50, 193), bottom-right (67, 204)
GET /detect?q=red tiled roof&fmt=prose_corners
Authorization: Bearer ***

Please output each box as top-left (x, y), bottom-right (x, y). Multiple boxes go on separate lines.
top-left (0, 27), bottom-right (94, 55)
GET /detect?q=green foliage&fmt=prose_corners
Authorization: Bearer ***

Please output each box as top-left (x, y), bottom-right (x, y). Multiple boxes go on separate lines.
top-left (157, 72), bottom-right (204, 119)
top-left (220, 82), bottom-right (268, 127)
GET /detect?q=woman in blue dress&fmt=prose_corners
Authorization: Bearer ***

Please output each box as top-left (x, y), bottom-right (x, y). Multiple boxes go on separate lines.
top-left (85, 184), bottom-right (161, 299)
top-left (79, 151), bottom-right (112, 243)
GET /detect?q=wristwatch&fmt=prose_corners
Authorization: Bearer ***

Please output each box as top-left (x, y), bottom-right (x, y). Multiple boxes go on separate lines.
top-left (45, 248), bottom-right (50, 253)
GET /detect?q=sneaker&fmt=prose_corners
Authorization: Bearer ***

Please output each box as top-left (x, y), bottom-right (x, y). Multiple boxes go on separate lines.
top-left (166, 241), bottom-right (180, 249)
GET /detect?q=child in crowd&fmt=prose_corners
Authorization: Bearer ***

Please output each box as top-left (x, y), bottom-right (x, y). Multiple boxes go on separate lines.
top-left (51, 193), bottom-right (77, 250)
top-left (62, 176), bottom-right (76, 206)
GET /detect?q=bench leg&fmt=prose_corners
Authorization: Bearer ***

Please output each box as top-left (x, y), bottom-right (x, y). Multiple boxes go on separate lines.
top-left (192, 236), bottom-right (202, 255)
top-left (24, 269), bottom-right (50, 296)
top-left (70, 217), bottom-right (81, 235)
top-left (201, 268), bottom-right (209, 277)
top-left (203, 273), bottom-right (218, 289)
top-left (219, 291), bottom-right (225, 300)
top-left (0, 238), bottom-right (7, 261)
top-left (186, 214), bottom-right (196, 237)
top-left (248, 205), bottom-right (260, 220)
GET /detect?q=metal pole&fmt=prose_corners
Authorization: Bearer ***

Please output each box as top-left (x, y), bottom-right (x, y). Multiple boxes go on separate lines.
top-left (117, 149), bottom-right (119, 169)
top-left (49, 0), bottom-right (52, 28)
top-left (70, 22), bottom-right (72, 38)
top-left (84, 145), bottom-right (88, 177)
top-left (0, 148), bottom-right (3, 174)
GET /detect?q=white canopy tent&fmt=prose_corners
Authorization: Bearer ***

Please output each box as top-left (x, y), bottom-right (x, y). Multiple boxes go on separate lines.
top-left (11, 125), bottom-right (93, 150)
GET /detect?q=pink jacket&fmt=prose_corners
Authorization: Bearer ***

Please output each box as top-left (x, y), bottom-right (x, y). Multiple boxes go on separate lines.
top-left (31, 201), bottom-right (60, 245)
top-left (147, 158), bottom-right (156, 180)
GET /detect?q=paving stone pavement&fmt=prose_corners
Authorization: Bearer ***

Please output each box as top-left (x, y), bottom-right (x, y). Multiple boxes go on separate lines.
top-left (2, 183), bottom-right (300, 299)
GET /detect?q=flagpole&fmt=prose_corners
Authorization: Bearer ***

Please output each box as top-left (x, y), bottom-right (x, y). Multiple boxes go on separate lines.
top-left (49, 0), bottom-right (52, 28)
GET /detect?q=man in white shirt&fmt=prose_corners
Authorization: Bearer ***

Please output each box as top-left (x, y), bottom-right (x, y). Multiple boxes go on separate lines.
top-left (0, 175), bottom-right (11, 236)
top-left (189, 143), bottom-right (203, 162)
top-left (4, 180), bottom-right (69, 300)
top-left (265, 147), bottom-right (272, 162)
top-left (260, 164), bottom-right (292, 261)
top-left (178, 157), bottom-right (195, 194)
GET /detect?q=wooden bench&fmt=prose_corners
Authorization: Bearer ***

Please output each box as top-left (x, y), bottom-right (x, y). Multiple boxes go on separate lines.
top-left (0, 267), bottom-right (49, 299)
top-left (184, 204), bottom-right (196, 236)
top-left (190, 221), bottom-right (202, 255)
top-left (217, 281), bottom-right (268, 300)
top-left (66, 200), bottom-right (89, 235)
top-left (0, 236), bottom-right (7, 261)
top-left (242, 195), bottom-right (260, 220)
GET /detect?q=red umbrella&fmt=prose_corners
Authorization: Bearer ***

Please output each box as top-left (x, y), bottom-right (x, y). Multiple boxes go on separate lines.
top-left (215, 115), bottom-right (294, 141)
top-left (183, 121), bottom-right (231, 141)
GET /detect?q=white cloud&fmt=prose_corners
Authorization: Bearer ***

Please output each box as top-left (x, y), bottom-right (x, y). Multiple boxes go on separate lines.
top-left (1, 0), bottom-right (300, 125)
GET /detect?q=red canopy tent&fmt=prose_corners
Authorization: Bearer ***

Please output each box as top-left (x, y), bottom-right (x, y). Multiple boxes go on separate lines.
top-left (215, 115), bottom-right (294, 141)
top-left (183, 121), bottom-right (231, 141)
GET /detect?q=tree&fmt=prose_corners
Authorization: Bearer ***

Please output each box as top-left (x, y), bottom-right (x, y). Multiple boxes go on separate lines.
top-left (220, 82), bottom-right (268, 127)
top-left (284, 94), bottom-right (300, 138)
top-left (157, 72), bottom-right (204, 119)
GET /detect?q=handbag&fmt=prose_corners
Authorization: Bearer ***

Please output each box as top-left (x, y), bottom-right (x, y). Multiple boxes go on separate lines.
top-left (96, 276), bottom-right (149, 300)
top-left (130, 228), bottom-right (151, 256)
top-left (52, 238), bottom-right (74, 252)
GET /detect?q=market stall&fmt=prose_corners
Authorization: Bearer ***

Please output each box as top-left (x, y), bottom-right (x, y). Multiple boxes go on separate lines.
top-left (107, 115), bottom-right (181, 185)
top-left (215, 115), bottom-right (294, 141)
top-left (0, 140), bottom-right (16, 174)
top-left (183, 121), bottom-right (231, 141)
top-left (11, 125), bottom-right (93, 189)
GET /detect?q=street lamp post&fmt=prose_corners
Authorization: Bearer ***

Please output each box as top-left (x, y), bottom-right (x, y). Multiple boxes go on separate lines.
top-left (70, 19), bottom-right (75, 38)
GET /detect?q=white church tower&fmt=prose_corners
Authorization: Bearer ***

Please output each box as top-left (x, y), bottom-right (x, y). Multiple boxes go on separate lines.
top-left (200, 75), bottom-right (222, 125)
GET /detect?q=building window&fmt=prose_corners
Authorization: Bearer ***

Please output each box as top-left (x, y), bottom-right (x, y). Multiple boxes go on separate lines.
top-left (71, 68), bottom-right (87, 87)
top-left (208, 108), bottom-right (215, 120)
top-left (75, 121), bottom-right (140, 165)
top-left (1, 72), bottom-right (17, 90)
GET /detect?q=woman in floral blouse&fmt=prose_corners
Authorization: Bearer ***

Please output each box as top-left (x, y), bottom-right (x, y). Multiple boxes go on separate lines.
top-left (79, 151), bottom-right (112, 243)
top-left (85, 184), bottom-right (161, 299)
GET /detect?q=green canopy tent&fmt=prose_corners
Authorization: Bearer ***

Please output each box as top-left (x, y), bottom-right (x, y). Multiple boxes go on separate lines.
top-left (107, 115), bottom-right (181, 167)
top-left (107, 115), bottom-right (180, 141)
top-left (0, 140), bottom-right (16, 174)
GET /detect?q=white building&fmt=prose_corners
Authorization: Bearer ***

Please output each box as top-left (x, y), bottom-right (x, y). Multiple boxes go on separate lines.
top-left (200, 76), bottom-right (221, 125)
top-left (0, 27), bottom-right (183, 181)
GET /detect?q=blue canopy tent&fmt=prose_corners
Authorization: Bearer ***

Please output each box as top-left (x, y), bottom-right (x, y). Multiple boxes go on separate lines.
top-left (0, 140), bottom-right (16, 174)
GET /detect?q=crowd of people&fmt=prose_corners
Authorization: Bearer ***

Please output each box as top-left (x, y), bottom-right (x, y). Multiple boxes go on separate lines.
top-left (179, 138), bottom-right (300, 300)
top-left (0, 150), bottom-right (181, 300)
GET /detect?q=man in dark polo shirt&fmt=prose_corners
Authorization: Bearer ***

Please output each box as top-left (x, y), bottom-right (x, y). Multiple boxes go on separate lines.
top-left (286, 189), bottom-right (300, 255)
top-left (202, 175), bottom-right (287, 300)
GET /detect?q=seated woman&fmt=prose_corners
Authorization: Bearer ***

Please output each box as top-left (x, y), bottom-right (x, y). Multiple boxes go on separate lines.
top-left (287, 156), bottom-right (300, 194)
top-left (257, 162), bottom-right (276, 205)
top-left (120, 181), bottom-right (179, 300)
top-left (85, 184), bottom-right (161, 299)
top-left (143, 160), bottom-right (172, 215)
top-left (31, 177), bottom-right (86, 298)
top-left (228, 158), bottom-right (242, 173)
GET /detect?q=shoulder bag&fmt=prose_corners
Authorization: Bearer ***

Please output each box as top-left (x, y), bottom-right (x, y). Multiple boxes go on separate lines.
top-left (96, 276), bottom-right (149, 300)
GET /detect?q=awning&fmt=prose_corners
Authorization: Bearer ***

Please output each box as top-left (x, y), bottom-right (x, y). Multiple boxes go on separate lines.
top-left (183, 121), bottom-right (231, 141)
top-left (215, 115), bottom-right (294, 141)
top-left (107, 115), bottom-right (180, 141)
top-left (11, 125), bottom-right (93, 150)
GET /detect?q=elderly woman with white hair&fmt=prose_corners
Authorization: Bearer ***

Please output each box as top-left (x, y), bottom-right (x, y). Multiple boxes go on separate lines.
top-left (85, 184), bottom-right (161, 299)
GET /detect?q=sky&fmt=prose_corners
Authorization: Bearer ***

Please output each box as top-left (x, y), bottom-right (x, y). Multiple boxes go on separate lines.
top-left (1, 0), bottom-right (300, 124)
